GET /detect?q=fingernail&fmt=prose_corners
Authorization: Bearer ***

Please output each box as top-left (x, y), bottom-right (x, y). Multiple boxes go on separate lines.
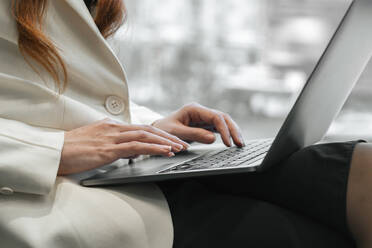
top-left (176, 138), bottom-right (188, 148)
top-left (173, 144), bottom-right (183, 152)
top-left (168, 152), bottom-right (175, 157)
top-left (227, 138), bottom-right (232, 147)
top-left (163, 146), bottom-right (172, 151)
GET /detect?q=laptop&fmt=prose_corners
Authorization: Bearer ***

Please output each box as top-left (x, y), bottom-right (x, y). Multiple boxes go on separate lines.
top-left (82, 0), bottom-right (372, 187)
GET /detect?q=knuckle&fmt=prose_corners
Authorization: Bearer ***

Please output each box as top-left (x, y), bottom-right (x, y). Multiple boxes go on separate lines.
top-left (96, 145), bottom-right (115, 161)
top-left (96, 118), bottom-right (109, 126)
top-left (136, 130), bottom-right (148, 139)
top-left (221, 112), bottom-right (231, 119)
top-left (97, 121), bottom-right (108, 128)
top-left (139, 124), bottom-right (151, 132)
top-left (101, 121), bottom-right (119, 130)
top-left (213, 114), bottom-right (224, 123)
top-left (128, 141), bottom-right (141, 149)
top-left (145, 125), bottom-right (156, 132)
top-left (105, 134), bottom-right (117, 142)
top-left (218, 113), bottom-right (226, 122)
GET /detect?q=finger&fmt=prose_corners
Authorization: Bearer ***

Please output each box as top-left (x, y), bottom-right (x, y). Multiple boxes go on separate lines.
top-left (209, 113), bottom-right (232, 147)
top-left (221, 113), bottom-right (245, 147)
top-left (119, 125), bottom-right (189, 150)
top-left (115, 130), bottom-right (184, 152)
top-left (115, 142), bottom-right (175, 158)
top-left (172, 125), bottom-right (216, 144)
top-left (186, 106), bottom-right (232, 147)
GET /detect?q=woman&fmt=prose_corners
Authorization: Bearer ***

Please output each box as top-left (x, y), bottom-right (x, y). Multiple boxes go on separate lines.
top-left (1, 0), bottom-right (372, 247)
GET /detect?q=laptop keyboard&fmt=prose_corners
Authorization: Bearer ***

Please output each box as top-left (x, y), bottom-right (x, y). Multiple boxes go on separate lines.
top-left (158, 139), bottom-right (273, 173)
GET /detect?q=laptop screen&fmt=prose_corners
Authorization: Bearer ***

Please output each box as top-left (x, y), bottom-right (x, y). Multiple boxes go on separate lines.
top-left (116, 0), bottom-right (358, 142)
top-left (262, 0), bottom-right (372, 168)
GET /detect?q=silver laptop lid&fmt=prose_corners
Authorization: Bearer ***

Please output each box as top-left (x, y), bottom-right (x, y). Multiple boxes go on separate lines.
top-left (261, 0), bottom-right (372, 170)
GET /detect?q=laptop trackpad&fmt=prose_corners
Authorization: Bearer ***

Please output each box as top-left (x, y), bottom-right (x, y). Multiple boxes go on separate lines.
top-left (100, 144), bottom-right (226, 179)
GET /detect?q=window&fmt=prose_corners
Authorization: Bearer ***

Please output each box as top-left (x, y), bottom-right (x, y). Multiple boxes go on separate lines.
top-left (112, 0), bottom-right (371, 142)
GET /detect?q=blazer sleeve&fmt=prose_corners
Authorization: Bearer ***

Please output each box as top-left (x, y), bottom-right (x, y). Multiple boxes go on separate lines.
top-left (130, 101), bottom-right (163, 125)
top-left (0, 117), bottom-right (65, 195)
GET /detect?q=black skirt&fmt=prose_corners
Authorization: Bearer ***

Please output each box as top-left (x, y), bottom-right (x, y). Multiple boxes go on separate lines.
top-left (158, 141), bottom-right (364, 248)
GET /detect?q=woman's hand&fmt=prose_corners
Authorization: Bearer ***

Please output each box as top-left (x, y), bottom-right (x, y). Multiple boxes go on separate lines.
top-left (152, 103), bottom-right (245, 147)
top-left (59, 118), bottom-right (189, 175)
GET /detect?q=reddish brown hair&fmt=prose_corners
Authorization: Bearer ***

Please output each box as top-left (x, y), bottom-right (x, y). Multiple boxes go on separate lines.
top-left (12, 0), bottom-right (126, 93)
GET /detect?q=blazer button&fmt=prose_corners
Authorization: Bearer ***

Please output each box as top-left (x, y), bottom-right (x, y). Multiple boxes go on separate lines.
top-left (105, 96), bottom-right (125, 115)
top-left (0, 187), bottom-right (14, 195)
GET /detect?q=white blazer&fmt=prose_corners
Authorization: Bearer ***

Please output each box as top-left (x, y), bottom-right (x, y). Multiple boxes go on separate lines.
top-left (0, 0), bottom-right (173, 247)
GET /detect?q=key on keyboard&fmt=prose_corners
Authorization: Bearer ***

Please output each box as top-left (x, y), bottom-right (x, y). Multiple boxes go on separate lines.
top-left (158, 139), bottom-right (273, 173)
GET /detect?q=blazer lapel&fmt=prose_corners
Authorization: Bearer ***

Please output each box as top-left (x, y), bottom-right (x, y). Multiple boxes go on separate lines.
top-left (62, 0), bottom-right (129, 84)
top-left (63, 0), bottom-right (102, 38)
top-left (59, 0), bottom-right (132, 123)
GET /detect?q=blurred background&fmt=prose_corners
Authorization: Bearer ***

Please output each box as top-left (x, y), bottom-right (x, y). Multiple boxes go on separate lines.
top-left (110, 0), bottom-right (372, 142)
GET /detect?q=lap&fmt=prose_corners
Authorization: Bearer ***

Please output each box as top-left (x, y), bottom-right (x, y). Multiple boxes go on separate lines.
top-left (159, 141), bottom-right (364, 247)
top-left (160, 180), bottom-right (355, 248)
top-left (197, 141), bottom-right (362, 234)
